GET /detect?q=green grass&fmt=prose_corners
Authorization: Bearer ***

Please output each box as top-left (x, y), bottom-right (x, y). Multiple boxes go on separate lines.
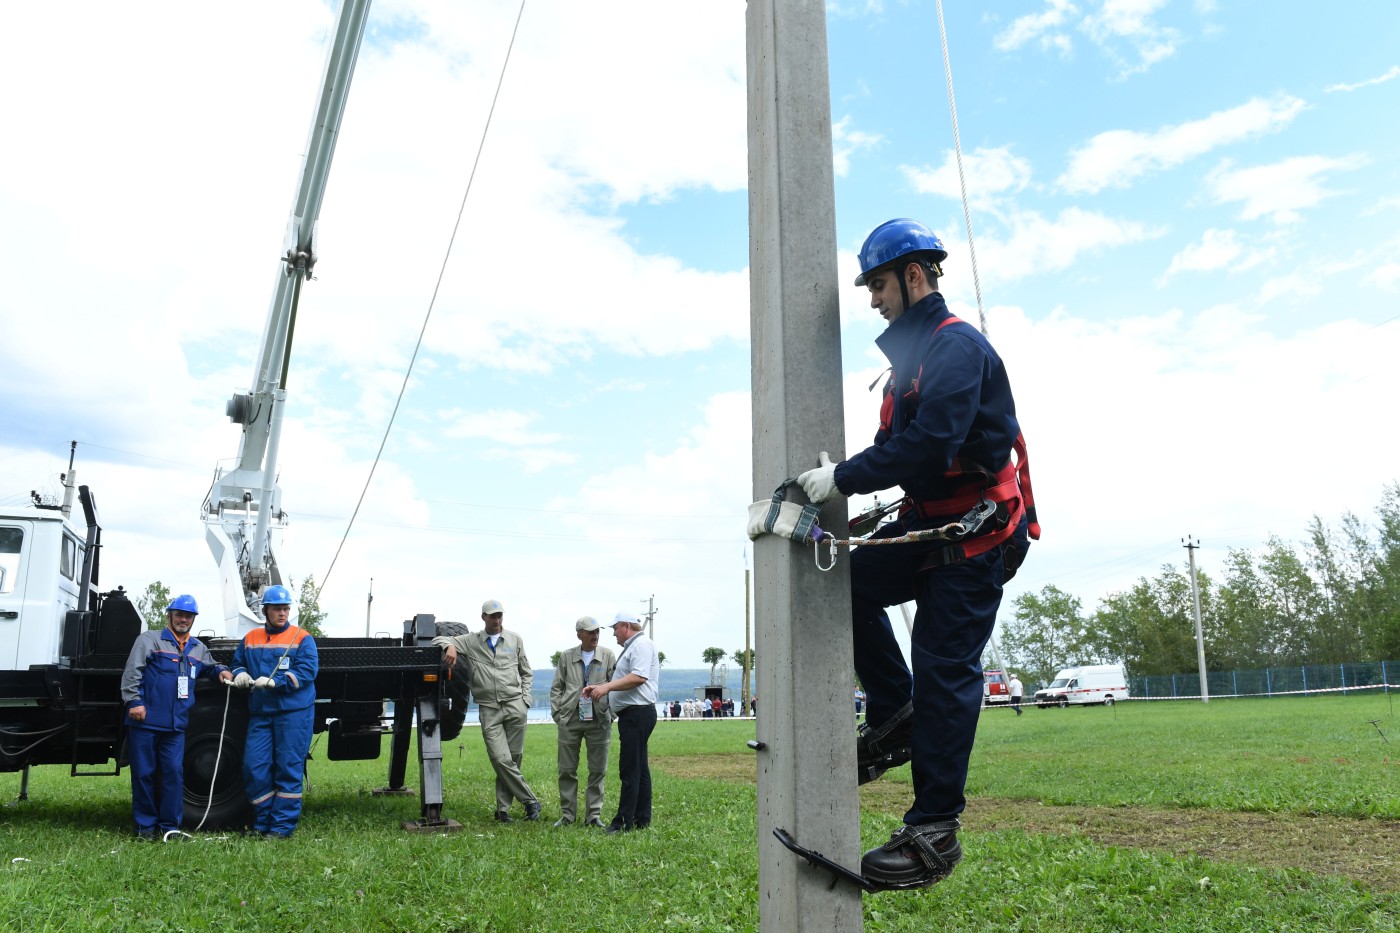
top-left (0, 694), bottom-right (1395, 931)
top-left (967, 693), bottom-right (1400, 817)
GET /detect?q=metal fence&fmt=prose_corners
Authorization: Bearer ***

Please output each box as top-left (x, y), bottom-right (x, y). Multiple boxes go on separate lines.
top-left (1130, 660), bottom-right (1398, 700)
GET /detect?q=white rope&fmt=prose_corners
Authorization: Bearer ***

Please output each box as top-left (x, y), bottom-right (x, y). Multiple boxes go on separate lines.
top-left (319, 0), bottom-right (529, 597)
top-left (935, 0), bottom-right (988, 337)
top-left (191, 684), bottom-right (234, 833)
top-left (813, 518), bottom-right (976, 572)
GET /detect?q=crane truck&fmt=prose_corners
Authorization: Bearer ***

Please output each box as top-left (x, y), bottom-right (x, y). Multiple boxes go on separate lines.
top-left (0, 0), bottom-right (466, 832)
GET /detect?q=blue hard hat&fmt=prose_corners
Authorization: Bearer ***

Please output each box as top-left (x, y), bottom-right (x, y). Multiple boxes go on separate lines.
top-left (854, 219), bottom-right (948, 286)
top-left (262, 584), bottom-right (293, 607)
top-left (166, 594), bottom-right (199, 615)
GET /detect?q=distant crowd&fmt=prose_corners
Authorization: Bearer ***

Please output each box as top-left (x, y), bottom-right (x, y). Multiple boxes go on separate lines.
top-left (661, 697), bottom-right (745, 718)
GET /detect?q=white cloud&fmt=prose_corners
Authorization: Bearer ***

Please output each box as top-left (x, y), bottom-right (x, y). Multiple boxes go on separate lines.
top-left (1365, 263), bottom-right (1400, 291)
top-left (994, 0), bottom-right (1185, 77)
top-left (1058, 95), bottom-right (1306, 194)
top-left (1256, 272), bottom-right (1319, 306)
top-left (1205, 154), bottom-right (1369, 224)
top-left (832, 117), bottom-right (883, 178)
top-left (962, 207), bottom-right (1162, 284)
top-left (1082, 0), bottom-right (1181, 77)
top-left (1160, 228), bottom-right (1273, 282)
top-left (902, 147), bottom-right (1034, 208)
top-left (1325, 65), bottom-right (1400, 93)
top-left (994, 0), bottom-right (1080, 52)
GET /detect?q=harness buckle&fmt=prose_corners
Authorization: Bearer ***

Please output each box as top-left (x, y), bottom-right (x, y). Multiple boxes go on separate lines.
top-left (950, 498), bottom-right (998, 540)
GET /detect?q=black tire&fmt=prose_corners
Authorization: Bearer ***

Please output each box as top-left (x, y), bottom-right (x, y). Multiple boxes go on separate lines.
top-left (1104, 695), bottom-right (1115, 707)
top-left (434, 621), bottom-right (472, 742)
top-left (183, 688), bottom-right (252, 831)
top-left (1058, 696), bottom-right (1068, 709)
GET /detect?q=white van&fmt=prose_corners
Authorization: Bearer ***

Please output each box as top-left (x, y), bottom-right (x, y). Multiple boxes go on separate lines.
top-left (1033, 664), bottom-right (1129, 707)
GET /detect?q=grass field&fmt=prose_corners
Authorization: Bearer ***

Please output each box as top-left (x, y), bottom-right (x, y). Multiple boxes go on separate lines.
top-left (0, 693), bottom-right (1395, 931)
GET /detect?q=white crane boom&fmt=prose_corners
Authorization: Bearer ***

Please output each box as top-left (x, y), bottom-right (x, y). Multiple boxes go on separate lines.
top-left (202, 0), bottom-right (373, 636)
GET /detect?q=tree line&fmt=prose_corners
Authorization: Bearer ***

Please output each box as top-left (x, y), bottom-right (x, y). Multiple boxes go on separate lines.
top-left (999, 484), bottom-right (1400, 687)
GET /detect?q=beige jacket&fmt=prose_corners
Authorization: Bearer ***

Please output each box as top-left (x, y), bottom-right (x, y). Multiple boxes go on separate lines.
top-left (432, 629), bottom-right (532, 709)
top-left (550, 644), bottom-right (617, 725)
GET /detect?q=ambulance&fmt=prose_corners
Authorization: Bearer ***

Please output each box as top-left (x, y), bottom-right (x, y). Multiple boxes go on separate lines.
top-left (1033, 663), bottom-right (1130, 707)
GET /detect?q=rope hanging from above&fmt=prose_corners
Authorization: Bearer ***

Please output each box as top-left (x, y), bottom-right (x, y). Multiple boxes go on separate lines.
top-left (935, 0), bottom-right (987, 338)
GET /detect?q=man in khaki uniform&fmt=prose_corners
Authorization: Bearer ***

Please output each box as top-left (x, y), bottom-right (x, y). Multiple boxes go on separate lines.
top-left (433, 599), bottom-right (541, 822)
top-left (549, 616), bottom-right (616, 828)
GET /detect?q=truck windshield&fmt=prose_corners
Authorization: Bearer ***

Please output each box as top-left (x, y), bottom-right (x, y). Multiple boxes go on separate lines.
top-left (1048, 678), bottom-right (1070, 688)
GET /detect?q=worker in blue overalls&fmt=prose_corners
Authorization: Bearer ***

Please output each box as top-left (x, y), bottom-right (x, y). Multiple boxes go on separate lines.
top-left (121, 594), bottom-right (232, 841)
top-left (798, 219), bottom-right (1038, 889)
top-left (230, 584), bottom-right (319, 839)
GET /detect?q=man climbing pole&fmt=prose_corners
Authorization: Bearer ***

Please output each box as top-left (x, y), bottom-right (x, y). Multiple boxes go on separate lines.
top-left (796, 218), bottom-right (1038, 889)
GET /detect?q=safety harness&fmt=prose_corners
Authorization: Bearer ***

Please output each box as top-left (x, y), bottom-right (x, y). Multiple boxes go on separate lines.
top-left (750, 314), bottom-right (1041, 577)
top-left (871, 313), bottom-right (1040, 572)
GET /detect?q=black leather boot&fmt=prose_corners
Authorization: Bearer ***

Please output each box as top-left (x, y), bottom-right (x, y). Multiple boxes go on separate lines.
top-left (855, 700), bottom-right (914, 784)
top-left (861, 819), bottom-right (962, 889)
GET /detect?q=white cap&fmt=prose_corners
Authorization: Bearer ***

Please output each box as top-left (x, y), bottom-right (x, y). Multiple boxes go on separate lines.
top-left (612, 610), bottom-right (639, 627)
top-left (575, 615), bottom-right (601, 632)
top-left (481, 599), bottom-right (504, 615)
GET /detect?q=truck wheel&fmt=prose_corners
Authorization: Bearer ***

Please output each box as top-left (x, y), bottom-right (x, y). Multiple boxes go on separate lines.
top-left (1103, 695), bottom-right (1115, 707)
top-left (183, 692), bottom-right (252, 830)
top-left (1058, 696), bottom-right (1068, 709)
top-left (434, 621), bottom-right (472, 741)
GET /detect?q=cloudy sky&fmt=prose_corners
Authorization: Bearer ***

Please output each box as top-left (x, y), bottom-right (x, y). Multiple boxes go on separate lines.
top-left (3, 1), bottom-right (1397, 673)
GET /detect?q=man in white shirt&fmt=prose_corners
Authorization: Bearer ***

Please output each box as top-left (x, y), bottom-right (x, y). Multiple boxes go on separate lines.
top-left (583, 611), bottom-right (659, 833)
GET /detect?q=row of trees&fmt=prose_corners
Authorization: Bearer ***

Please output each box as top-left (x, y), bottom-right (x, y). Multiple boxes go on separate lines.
top-left (998, 484), bottom-right (1400, 687)
top-left (703, 647), bottom-right (755, 685)
top-left (135, 576), bottom-right (327, 637)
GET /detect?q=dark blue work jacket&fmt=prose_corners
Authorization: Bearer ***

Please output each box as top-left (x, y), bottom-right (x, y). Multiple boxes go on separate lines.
top-left (834, 293), bottom-right (1021, 525)
top-left (120, 629), bottom-right (227, 732)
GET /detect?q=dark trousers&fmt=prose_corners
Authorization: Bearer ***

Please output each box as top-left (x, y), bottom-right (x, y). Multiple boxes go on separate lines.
top-left (851, 519), bottom-right (1024, 825)
top-left (129, 726), bottom-right (185, 833)
top-left (613, 704), bottom-right (656, 828)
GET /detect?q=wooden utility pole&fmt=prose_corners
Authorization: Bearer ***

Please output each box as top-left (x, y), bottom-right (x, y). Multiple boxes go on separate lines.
top-left (748, 1), bottom-right (863, 929)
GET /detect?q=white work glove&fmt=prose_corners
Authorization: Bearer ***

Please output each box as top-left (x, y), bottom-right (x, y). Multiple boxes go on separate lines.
top-left (232, 672), bottom-right (254, 690)
top-left (253, 676), bottom-right (275, 690)
top-left (797, 451), bottom-right (841, 504)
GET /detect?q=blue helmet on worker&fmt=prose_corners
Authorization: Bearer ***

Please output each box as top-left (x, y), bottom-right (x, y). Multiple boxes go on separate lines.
top-left (854, 219), bottom-right (948, 287)
top-left (165, 594), bottom-right (199, 616)
top-left (262, 585), bottom-right (293, 607)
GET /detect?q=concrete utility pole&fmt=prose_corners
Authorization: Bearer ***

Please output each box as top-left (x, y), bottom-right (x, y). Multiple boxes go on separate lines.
top-left (1183, 536), bottom-right (1209, 702)
top-left (748, 2), bottom-right (863, 930)
top-left (742, 555), bottom-right (752, 717)
top-left (640, 595), bottom-right (659, 640)
top-left (365, 577), bottom-right (373, 637)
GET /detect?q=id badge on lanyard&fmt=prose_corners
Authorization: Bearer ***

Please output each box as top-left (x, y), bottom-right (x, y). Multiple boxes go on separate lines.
top-left (177, 675), bottom-right (189, 699)
top-left (578, 659), bottom-right (593, 721)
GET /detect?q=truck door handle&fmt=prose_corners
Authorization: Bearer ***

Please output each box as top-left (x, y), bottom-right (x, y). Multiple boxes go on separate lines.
top-left (0, 611), bottom-right (17, 619)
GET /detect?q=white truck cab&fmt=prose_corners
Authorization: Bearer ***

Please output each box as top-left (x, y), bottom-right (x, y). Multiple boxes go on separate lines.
top-left (1033, 663), bottom-right (1130, 707)
top-left (0, 502), bottom-right (87, 671)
